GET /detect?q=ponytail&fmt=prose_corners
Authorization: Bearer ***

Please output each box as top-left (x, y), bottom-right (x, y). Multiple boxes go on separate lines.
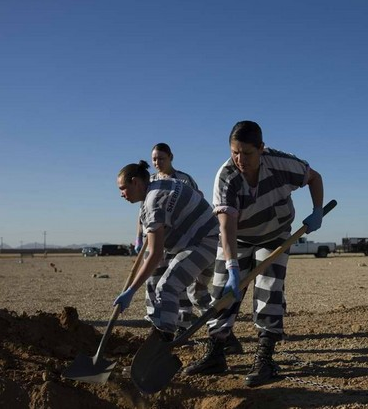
top-left (118, 160), bottom-right (150, 184)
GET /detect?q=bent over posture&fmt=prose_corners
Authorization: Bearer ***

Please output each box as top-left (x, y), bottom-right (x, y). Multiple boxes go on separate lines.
top-left (135, 143), bottom-right (213, 337)
top-left (114, 160), bottom-right (219, 339)
top-left (185, 120), bottom-right (324, 387)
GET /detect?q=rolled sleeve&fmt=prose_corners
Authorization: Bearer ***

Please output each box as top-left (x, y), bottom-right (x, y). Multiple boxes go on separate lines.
top-left (213, 205), bottom-right (239, 218)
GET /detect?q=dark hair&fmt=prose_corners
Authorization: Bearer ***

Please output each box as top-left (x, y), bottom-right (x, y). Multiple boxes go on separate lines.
top-left (117, 160), bottom-right (150, 184)
top-left (151, 143), bottom-right (173, 160)
top-left (229, 120), bottom-right (263, 148)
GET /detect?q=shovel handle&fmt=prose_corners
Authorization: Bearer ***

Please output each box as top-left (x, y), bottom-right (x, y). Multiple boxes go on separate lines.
top-left (122, 240), bottom-right (148, 292)
top-left (214, 199), bottom-right (337, 311)
top-left (94, 239), bottom-right (148, 361)
top-left (172, 199), bottom-right (337, 346)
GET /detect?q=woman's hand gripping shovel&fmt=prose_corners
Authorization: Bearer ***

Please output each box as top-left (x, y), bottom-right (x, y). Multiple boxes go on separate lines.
top-left (131, 199), bottom-right (337, 394)
top-left (62, 240), bottom-right (148, 384)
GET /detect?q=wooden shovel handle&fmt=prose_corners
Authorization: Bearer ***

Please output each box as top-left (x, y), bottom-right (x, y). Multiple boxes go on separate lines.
top-left (172, 199), bottom-right (337, 346)
top-left (95, 239), bottom-right (148, 361)
top-left (214, 199), bottom-right (337, 311)
top-left (110, 239), bottom-right (148, 321)
top-left (122, 240), bottom-right (148, 291)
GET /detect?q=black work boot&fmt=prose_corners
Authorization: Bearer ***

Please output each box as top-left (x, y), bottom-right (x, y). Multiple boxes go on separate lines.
top-left (174, 326), bottom-right (195, 345)
top-left (184, 337), bottom-right (227, 375)
top-left (224, 330), bottom-right (244, 355)
top-left (175, 326), bottom-right (187, 339)
top-left (149, 326), bottom-right (175, 342)
top-left (244, 336), bottom-right (280, 387)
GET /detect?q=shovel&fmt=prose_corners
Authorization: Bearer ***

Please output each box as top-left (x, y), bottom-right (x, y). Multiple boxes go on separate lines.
top-left (63, 240), bottom-right (148, 384)
top-left (131, 199), bottom-right (337, 394)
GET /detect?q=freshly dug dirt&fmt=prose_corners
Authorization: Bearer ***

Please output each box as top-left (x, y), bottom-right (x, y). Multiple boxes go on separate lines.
top-left (1, 253), bottom-right (368, 408)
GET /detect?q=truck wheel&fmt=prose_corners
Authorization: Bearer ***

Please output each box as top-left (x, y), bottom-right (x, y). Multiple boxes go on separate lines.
top-left (316, 248), bottom-right (328, 258)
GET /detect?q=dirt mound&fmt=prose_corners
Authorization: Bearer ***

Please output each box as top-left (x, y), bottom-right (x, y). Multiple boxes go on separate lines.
top-left (0, 307), bottom-right (146, 409)
top-left (1, 306), bottom-right (368, 409)
top-left (0, 307), bottom-right (99, 359)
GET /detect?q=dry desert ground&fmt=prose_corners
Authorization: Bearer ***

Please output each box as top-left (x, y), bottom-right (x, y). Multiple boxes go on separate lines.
top-left (1, 252), bottom-right (368, 408)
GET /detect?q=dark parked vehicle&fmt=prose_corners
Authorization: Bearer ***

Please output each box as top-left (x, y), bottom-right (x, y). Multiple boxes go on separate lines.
top-left (81, 247), bottom-right (100, 257)
top-left (100, 244), bottom-right (130, 256)
top-left (342, 237), bottom-right (368, 256)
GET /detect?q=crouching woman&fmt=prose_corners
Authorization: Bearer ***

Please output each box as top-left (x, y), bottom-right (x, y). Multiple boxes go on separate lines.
top-left (113, 160), bottom-right (219, 340)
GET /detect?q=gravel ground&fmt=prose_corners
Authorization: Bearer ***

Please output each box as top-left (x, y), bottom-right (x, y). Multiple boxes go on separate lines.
top-left (1, 253), bottom-right (368, 408)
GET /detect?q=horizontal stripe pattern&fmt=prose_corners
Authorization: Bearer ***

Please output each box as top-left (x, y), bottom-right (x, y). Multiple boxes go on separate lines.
top-left (213, 148), bottom-right (309, 245)
top-left (207, 239), bottom-right (289, 338)
top-left (141, 179), bottom-right (219, 253)
top-left (146, 171), bottom-right (211, 328)
top-left (150, 170), bottom-right (198, 190)
top-left (146, 236), bottom-right (218, 333)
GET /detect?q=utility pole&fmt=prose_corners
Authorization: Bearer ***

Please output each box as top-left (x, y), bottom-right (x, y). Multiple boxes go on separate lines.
top-left (43, 231), bottom-right (47, 250)
top-left (0, 237), bottom-right (3, 252)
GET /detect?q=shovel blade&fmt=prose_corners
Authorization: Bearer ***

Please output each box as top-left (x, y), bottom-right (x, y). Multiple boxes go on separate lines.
top-left (62, 353), bottom-right (117, 384)
top-left (131, 330), bottom-right (182, 394)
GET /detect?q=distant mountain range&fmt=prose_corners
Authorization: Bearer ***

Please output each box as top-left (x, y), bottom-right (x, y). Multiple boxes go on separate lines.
top-left (1, 242), bottom-right (120, 250)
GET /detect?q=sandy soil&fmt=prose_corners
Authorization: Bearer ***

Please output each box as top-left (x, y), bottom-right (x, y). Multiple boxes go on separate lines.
top-left (1, 253), bottom-right (368, 409)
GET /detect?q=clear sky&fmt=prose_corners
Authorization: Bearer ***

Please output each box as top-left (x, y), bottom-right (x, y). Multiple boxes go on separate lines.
top-left (1, 1), bottom-right (367, 248)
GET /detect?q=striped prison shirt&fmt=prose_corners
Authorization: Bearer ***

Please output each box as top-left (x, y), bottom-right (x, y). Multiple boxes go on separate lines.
top-left (140, 179), bottom-right (219, 254)
top-left (213, 147), bottom-right (309, 245)
top-left (150, 169), bottom-right (199, 190)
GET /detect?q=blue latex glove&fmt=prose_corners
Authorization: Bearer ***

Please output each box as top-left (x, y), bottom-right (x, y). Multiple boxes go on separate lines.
top-left (223, 267), bottom-right (241, 301)
top-left (303, 207), bottom-right (323, 234)
top-left (134, 236), bottom-right (143, 254)
top-left (113, 287), bottom-right (135, 311)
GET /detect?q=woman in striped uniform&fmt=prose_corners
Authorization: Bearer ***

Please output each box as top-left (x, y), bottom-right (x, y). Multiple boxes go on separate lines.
top-left (133, 144), bottom-right (212, 335)
top-left (134, 143), bottom-right (201, 254)
top-left (144, 143), bottom-right (214, 336)
top-left (136, 143), bottom-right (242, 351)
top-left (185, 120), bottom-right (324, 386)
top-left (114, 160), bottom-right (219, 339)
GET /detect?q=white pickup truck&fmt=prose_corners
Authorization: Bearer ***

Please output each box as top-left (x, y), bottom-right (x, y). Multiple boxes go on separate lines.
top-left (289, 237), bottom-right (336, 258)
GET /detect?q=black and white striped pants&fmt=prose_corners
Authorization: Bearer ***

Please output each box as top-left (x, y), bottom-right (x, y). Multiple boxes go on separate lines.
top-left (145, 236), bottom-right (217, 334)
top-left (207, 233), bottom-right (290, 340)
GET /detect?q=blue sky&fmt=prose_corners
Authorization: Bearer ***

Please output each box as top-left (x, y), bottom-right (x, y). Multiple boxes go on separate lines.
top-left (1, 1), bottom-right (367, 248)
